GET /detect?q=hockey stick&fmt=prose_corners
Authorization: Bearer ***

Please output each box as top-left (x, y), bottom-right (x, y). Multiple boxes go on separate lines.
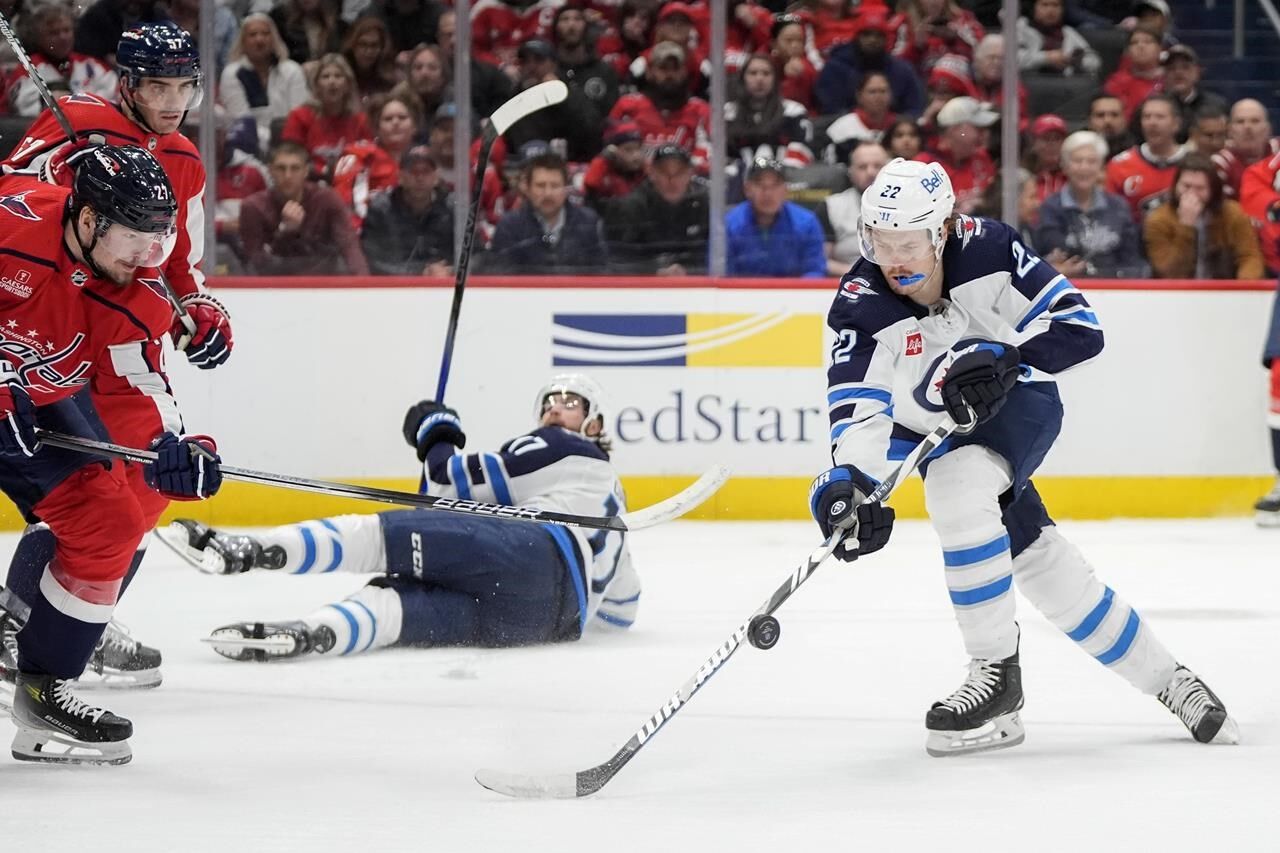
top-left (0, 11), bottom-right (197, 341)
top-left (474, 417), bottom-right (960, 799)
top-left (435, 80), bottom-right (568, 401)
top-left (36, 429), bottom-right (728, 534)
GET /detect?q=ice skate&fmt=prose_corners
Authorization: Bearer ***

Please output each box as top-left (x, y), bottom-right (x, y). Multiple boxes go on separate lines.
top-left (1157, 665), bottom-right (1239, 745)
top-left (155, 519), bottom-right (286, 575)
top-left (204, 621), bottom-right (337, 662)
top-left (0, 613), bottom-right (17, 713)
top-left (10, 672), bottom-right (132, 765)
top-left (1255, 476), bottom-right (1280, 528)
top-left (76, 621), bottom-right (163, 690)
top-left (925, 649), bottom-right (1025, 757)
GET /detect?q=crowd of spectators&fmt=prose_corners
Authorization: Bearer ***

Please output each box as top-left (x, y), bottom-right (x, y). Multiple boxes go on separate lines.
top-left (3, 0), bottom-right (1278, 280)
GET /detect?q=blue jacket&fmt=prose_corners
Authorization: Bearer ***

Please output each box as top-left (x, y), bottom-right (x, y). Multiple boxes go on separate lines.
top-left (1033, 187), bottom-right (1149, 279)
top-left (725, 201), bottom-right (827, 278)
top-left (815, 46), bottom-right (924, 117)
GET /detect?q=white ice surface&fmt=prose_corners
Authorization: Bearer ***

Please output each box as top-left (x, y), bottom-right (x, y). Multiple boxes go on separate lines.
top-left (2, 520), bottom-right (1276, 853)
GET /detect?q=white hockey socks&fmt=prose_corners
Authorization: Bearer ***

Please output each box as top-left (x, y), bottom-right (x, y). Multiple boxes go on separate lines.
top-left (257, 514), bottom-right (387, 575)
top-left (1012, 527), bottom-right (1176, 694)
top-left (924, 446), bottom-right (1020, 661)
top-left (304, 584), bottom-right (403, 656)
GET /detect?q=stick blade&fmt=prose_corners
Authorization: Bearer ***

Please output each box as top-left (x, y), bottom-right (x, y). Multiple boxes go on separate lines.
top-left (621, 464), bottom-right (730, 530)
top-left (474, 768), bottom-right (581, 799)
top-left (489, 80), bottom-right (569, 136)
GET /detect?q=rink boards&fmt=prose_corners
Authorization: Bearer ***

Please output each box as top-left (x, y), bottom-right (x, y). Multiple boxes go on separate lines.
top-left (3, 276), bottom-right (1272, 527)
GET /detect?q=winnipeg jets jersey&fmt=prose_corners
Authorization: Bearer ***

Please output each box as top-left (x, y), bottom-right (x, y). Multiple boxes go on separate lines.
top-left (422, 426), bottom-right (639, 633)
top-left (826, 215), bottom-right (1104, 483)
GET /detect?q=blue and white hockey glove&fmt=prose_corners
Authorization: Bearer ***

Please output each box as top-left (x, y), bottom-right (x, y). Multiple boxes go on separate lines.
top-left (940, 343), bottom-right (1024, 428)
top-left (0, 361), bottom-right (38, 458)
top-left (402, 400), bottom-right (466, 462)
top-left (144, 433), bottom-right (223, 500)
top-left (809, 465), bottom-right (895, 562)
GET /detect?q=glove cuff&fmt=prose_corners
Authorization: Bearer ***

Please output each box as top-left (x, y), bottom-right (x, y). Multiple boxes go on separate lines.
top-left (177, 292), bottom-right (232, 321)
top-left (809, 464), bottom-right (879, 520)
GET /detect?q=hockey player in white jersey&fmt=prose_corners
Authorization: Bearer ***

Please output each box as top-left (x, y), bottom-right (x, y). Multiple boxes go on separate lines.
top-left (810, 157), bottom-right (1239, 756)
top-left (158, 374), bottom-right (639, 659)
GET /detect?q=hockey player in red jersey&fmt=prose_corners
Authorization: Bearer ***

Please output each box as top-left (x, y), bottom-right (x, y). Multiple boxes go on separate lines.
top-left (0, 145), bottom-right (223, 765)
top-left (0, 23), bottom-right (231, 693)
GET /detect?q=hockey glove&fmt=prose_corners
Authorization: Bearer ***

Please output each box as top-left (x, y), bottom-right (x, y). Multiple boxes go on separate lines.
top-left (0, 361), bottom-right (37, 458)
top-left (171, 294), bottom-right (234, 370)
top-left (940, 343), bottom-right (1024, 428)
top-left (40, 135), bottom-right (106, 188)
top-left (144, 433), bottom-right (223, 501)
top-left (809, 465), bottom-right (895, 562)
top-left (402, 401), bottom-right (466, 462)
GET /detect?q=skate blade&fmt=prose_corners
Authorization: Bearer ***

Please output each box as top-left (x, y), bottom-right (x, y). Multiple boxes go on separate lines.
top-left (74, 668), bottom-right (163, 691)
top-left (11, 727), bottom-right (132, 766)
top-left (203, 632), bottom-right (298, 662)
top-left (153, 524), bottom-right (227, 574)
top-left (1255, 511), bottom-right (1280, 528)
top-left (926, 712), bottom-right (1025, 757)
top-left (1207, 715), bottom-right (1241, 745)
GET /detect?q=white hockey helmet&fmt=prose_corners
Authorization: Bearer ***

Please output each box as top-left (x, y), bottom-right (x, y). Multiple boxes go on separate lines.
top-left (534, 373), bottom-right (608, 436)
top-left (859, 157), bottom-right (956, 264)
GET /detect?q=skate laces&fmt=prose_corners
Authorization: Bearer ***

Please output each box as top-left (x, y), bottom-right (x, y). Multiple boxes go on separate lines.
top-left (938, 659), bottom-right (1003, 713)
top-left (52, 679), bottom-right (106, 724)
top-left (1159, 670), bottom-right (1215, 728)
top-left (100, 621), bottom-right (140, 655)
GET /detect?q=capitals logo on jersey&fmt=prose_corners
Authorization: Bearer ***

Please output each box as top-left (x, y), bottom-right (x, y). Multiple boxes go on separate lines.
top-left (0, 191), bottom-right (42, 222)
top-left (0, 330), bottom-right (92, 394)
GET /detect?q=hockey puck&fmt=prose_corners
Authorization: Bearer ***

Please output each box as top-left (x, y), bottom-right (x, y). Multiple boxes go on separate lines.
top-left (748, 614), bottom-right (781, 650)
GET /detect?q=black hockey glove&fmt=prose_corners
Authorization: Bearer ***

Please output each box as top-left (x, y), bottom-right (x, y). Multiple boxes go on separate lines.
top-left (940, 343), bottom-right (1024, 428)
top-left (0, 361), bottom-right (37, 458)
top-left (809, 465), bottom-right (895, 562)
top-left (402, 400), bottom-right (466, 462)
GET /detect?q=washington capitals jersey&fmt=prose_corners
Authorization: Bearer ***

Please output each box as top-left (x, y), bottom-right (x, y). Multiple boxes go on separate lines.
top-left (0, 177), bottom-right (183, 445)
top-left (2, 93), bottom-right (207, 300)
top-left (826, 215), bottom-right (1104, 484)
top-left (423, 426), bottom-right (639, 632)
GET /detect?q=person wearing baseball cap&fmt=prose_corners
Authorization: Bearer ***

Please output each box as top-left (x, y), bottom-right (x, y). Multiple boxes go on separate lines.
top-left (1028, 114), bottom-right (1068, 202)
top-left (361, 143), bottom-right (453, 276)
top-left (920, 96), bottom-right (996, 214)
top-left (607, 40), bottom-right (712, 173)
top-left (507, 37), bottom-right (602, 163)
top-left (1162, 43), bottom-right (1228, 139)
top-left (725, 156), bottom-right (826, 277)
top-left (604, 141), bottom-right (709, 275)
top-left (814, 5), bottom-right (923, 117)
top-left (582, 122), bottom-right (647, 207)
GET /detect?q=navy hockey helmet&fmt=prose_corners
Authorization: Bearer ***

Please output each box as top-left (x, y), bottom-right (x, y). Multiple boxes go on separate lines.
top-left (117, 22), bottom-right (203, 111)
top-left (74, 145), bottom-right (177, 235)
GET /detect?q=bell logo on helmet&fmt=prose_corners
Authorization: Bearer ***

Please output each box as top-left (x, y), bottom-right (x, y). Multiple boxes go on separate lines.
top-left (920, 172), bottom-right (944, 195)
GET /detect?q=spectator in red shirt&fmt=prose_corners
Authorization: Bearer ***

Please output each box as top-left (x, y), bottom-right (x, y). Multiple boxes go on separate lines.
top-left (608, 41), bottom-right (711, 172)
top-left (597, 0), bottom-right (655, 80)
top-left (725, 54), bottom-right (814, 168)
top-left (823, 71), bottom-right (897, 162)
top-left (921, 95), bottom-right (996, 214)
top-left (429, 103), bottom-right (504, 237)
top-left (810, 0), bottom-right (863, 58)
top-left (893, 0), bottom-right (985, 76)
top-left (771, 14), bottom-right (818, 113)
top-left (240, 140), bottom-right (369, 276)
top-left (397, 44), bottom-right (451, 134)
top-left (885, 117), bottom-right (924, 161)
top-left (1105, 93), bottom-right (1187, 222)
top-left (8, 2), bottom-right (118, 116)
top-left (628, 3), bottom-right (710, 92)
top-left (583, 121), bottom-right (647, 210)
top-left (1026, 114), bottom-right (1068, 202)
top-left (724, 0), bottom-right (774, 77)
top-left (342, 16), bottom-right (400, 106)
top-left (1104, 25), bottom-right (1164, 119)
top-left (971, 35), bottom-right (1028, 132)
top-left (1213, 98), bottom-right (1280, 200)
top-left (282, 54), bottom-right (373, 179)
top-left (331, 91), bottom-right (423, 228)
top-left (211, 114), bottom-right (269, 272)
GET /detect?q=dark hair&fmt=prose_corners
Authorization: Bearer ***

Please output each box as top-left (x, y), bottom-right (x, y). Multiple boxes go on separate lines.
top-left (269, 140), bottom-right (311, 164)
top-left (523, 151), bottom-right (569, 182)
top-left (1138, 92), bottom-right (1181, 124)
top-left (857, 71), bottom-right (891, 95)
top-left (1172, 152), bottom-right (1223, 211)
top-left (368, 90), bottom-right (424, 138)
top-left (1088, 91), bottom-right (1123, 112)
top-left (1193, 104), bottom-right (1229, 125)
top-left (1128, 23), bottom-right (1163, 45)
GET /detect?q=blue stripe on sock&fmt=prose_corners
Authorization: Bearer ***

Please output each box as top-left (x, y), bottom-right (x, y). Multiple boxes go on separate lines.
top-left (318, 519), bottom-right (343, 573)
top-left (295, 526), bottom-right (317, 574)
top-left (482, 454), bottom-right (513, 506)
top-left (327, 603), bottom-right (360, 654)
top-left (346, 598), bottom-right (377, 652)
top-left (943, 534), bottom-right (1011, 568)
top-left (450, 455), bottom-right (472, 499)
top-left (1066, 586), bottom-right (1114, 642)
top-left (1095, 608), bottom-right (1141, 665)
top-left (596, 610), bottom-right (633, 627)
top-left (949, 574), bottom-right (1012, 606)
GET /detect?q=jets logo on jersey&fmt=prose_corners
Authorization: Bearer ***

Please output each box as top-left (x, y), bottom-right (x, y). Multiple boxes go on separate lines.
top-left (0, 191), bottom-right (41, 222)
top-left (840, 278), bottom-right (876, 301)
